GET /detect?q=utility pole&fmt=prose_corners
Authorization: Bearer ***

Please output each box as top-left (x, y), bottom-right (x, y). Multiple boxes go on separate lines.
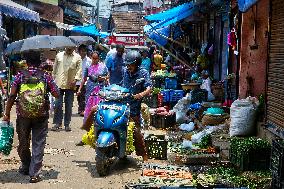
top-left (138, 0), bottom-right (141, 46)
top-left (96, 0), bottom-right (100, 43)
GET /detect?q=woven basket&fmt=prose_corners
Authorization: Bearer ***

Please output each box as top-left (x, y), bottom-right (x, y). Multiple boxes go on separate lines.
top-left (202, 113), bottom-right (229, 126)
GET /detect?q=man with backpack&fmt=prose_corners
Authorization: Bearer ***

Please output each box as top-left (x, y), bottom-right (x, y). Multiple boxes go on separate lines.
top-left (2, 51), bottom-right (59, 183)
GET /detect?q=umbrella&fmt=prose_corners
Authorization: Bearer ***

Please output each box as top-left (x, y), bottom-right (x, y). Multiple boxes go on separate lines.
top-left (4, 35), bottom-right (76, 55)
top-left (69, 36), bottom-right (95, 46)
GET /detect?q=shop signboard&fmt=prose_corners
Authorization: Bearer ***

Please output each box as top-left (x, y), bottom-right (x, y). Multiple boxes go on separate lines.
top-left (108, 34), bottom-right (145, 46)
top-left (35, 0), bottom-right (58, 6)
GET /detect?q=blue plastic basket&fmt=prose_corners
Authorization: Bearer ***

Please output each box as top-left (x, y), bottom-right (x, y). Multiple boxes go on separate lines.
top-left (160, 90), bottom-right (170, 102)
top-left (169, 90), bottom-right (184, 102)
top-left (165, 77), bottom-right (177, 89)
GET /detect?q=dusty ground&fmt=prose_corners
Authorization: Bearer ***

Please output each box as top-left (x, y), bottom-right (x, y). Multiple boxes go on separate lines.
top-left (0, 103), bottom-right (145, 189)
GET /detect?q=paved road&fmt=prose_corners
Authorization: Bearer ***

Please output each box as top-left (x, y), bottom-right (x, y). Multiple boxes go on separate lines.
top-left (0, 103), bottom-right (143, 189)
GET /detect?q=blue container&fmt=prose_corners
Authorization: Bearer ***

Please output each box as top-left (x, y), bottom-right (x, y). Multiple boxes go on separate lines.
top-left (160, 89), bottom-right (170, 102)
top-left (169, 90), bottom-right (184, 102)
top-left (165, 77), bottom-right (177, 89)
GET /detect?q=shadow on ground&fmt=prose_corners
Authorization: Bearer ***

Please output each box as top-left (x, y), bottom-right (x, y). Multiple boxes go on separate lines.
top-left (0, 169), bottom-right (60, 184)
top-left (73, 156), bottom-right (141, 178)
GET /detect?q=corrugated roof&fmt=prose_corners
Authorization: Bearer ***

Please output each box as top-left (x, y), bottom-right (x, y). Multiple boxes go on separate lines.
top-left (112, 11), bottom-right (146, 33)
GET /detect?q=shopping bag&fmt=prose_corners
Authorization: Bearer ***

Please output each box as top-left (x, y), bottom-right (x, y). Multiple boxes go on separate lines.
top-left (0, 121), bottom-right (14, 155)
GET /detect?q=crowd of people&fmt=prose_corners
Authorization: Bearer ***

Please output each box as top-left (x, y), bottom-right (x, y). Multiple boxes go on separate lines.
top-left (1, 43), bottom-right (162, 183)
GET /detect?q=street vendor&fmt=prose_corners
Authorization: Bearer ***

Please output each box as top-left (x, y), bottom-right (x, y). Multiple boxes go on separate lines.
top-left (200, 70), bottom-right (215, 101)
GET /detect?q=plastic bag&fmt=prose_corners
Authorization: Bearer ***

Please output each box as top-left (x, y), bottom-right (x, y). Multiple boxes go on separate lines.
top-left (0, 121), bottom-right (14, 155)
top-left (179, 122), bottom-right (195, 132)
top-left (230, 97), bottom-right (259, 137)
top-left (82, 125), bottom-right (96, 148)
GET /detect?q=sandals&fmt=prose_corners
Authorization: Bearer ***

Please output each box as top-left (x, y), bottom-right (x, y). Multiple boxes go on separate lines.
top-left (29, 176), bottom-right (41, 183)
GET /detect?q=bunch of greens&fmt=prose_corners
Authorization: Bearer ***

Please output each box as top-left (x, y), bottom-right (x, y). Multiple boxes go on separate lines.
top-left (196, 134), bottom-right (212, 149)
top-left (152, 87), bottom-right (162, 95)
top-left (207, 166), bottom-right (271, 189)
top-left (230, 137), bottom-right (271, 160)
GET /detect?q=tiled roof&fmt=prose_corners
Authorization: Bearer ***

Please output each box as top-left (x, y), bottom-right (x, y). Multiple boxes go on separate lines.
top-left (112, 11), bottom-right (147, 33)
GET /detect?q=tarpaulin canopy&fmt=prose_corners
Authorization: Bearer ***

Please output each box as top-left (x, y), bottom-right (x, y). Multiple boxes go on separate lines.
top-left (144, 2), bottom-right (193, 21)
top-left (0, 0), bottom-right (40, 22)
top-left (147, 25), bottom-right (184, 46)
top-left (238, 0), bottom-right (258, 12)
top-left (143, 2), bottom-right (197, 32)
top-left (70, 24), bottom-right (110, 38)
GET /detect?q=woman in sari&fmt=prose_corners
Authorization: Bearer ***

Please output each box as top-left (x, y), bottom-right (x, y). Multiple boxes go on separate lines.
top-left (77, 51), bottom-right (109, 131)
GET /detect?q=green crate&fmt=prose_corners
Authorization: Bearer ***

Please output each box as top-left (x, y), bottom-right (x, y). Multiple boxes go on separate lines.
top-left (145, 135), bottom-right (168, 160)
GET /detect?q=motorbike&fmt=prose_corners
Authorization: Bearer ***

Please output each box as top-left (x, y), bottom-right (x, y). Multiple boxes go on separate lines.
top-left (94, 79), bottom-right (144, 176)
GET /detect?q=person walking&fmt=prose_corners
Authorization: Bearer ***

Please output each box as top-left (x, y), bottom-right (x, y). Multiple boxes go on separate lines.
top-left (76, 51), bottom-right (109, 146)
top-left (122, 50), bottom-right (152, 162)
top-left (77, 51), bottom-right (109, 121)
top-left (105, 44), bottom-right (125, 85)
top-left (51, 48), bottom-right (82, 132)
top-left (2, 51), bottom-right (59, 183)
top-left (76, 45), bottom-right (91, 116)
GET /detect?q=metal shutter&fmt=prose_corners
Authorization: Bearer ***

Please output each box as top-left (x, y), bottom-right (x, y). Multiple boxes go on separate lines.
top-left (267, 0), bottom-right (284, 129)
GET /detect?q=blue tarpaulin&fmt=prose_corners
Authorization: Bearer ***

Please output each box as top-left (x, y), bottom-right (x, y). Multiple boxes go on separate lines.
top-left (0, 0), bottom-right (40, 22)
top-left (144, 2), bottom-right (197, 32)
top-left (238, 0), bottom-right (258, 12)
top-left (70, 24), bottom-right (110, 38)
top-left (144, 2), bottom-right (193, 21)
top-left (147, 25), bottom-right (184, 46)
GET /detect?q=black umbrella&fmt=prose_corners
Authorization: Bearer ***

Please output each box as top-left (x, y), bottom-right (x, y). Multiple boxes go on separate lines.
top-left (69, 36), bottom-right (96, 46)
top-left (4, 35), bottom-right (76, 55)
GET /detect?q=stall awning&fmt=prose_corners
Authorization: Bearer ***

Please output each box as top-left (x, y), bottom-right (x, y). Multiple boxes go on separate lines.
top-left (144, 2), bottom-right (197, 31)
top-left (0, 0), bottom-right (40, 22)
top-left (144, 2), bottom-right (193, 21)
top-left (238, 0), bottom-right (258, 12)
top-left (70, 24), bottom-right (110, 38)
top-left (147, 25), bottom-right (184, 46)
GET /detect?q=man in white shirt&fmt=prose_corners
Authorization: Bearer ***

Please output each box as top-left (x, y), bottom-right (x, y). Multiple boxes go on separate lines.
top-left (52, 48), bottom-right (82, 131)
top-left (76, 45), bottom-right (91, 116)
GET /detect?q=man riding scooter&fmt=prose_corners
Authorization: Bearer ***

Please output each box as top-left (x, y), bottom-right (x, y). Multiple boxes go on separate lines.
top-left (122, 50), bottom-right (152, 162)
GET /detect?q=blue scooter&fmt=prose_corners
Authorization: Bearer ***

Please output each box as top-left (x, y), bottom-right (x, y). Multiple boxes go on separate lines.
top-left (94, 79), bottom-right (144, 176)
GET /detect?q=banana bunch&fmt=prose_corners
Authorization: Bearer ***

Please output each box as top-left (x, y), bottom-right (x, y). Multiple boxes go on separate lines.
top-left (126, 122), bottom-right (135, 154)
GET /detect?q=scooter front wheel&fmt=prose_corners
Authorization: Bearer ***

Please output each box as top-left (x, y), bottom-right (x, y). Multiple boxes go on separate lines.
top-left (95, 147), bottom-right (112, 176)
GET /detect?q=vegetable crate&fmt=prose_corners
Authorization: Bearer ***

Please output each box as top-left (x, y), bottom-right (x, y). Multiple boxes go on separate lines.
top-left (160, 90), bottom-right (170, 102)
top-left (169, 90), bottom-right (184, 102)
top-left (229, 148), bottom-right (271, 171)
top-left (145, 135), bottom-right (168, 160)
top-left (165, 77), bottom-right (177, 89)
top-left (270, 139), bottom-right (284, 189)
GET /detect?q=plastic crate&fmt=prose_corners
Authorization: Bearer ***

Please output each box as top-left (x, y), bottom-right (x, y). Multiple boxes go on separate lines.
top-left (145, 135), bottom-right (168, 160)
top-left (190, 89), bottom-right (208, 104)
top-left (169, 90), bottom-right (184, 102)
top-left (270, 139), bottom-right (284, 188)
top-left (230, 148), bottom-right (271, 171)
top-left (160, 90), bottom-right (170, 102)
top-left (165, 77), bottom-right (177, 89)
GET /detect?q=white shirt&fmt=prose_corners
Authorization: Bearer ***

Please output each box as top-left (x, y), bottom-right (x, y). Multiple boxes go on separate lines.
top-left (76, 56), bottom-right (91, 85)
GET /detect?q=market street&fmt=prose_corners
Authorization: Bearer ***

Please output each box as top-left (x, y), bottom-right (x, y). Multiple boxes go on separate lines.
top-left (0, 103), bottom-right (143, 189)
